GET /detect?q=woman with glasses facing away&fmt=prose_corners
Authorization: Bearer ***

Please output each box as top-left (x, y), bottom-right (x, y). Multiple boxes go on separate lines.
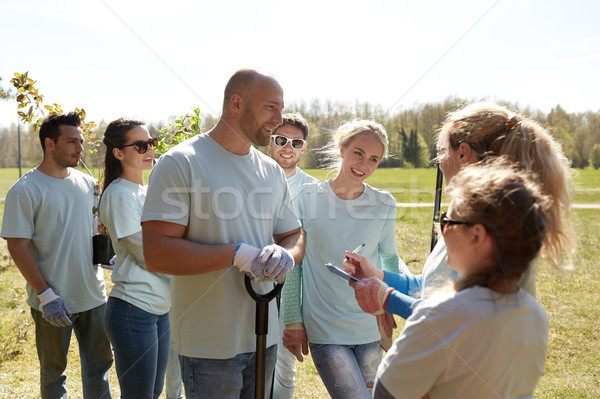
top-left (281, 120), bottom-right (411, 399)
top-left (100, 119), bottom-right (171, 398)
top-left (344, 102), bottom-right (575, 320)
top-left (360, 159), bottom-right (567, 398)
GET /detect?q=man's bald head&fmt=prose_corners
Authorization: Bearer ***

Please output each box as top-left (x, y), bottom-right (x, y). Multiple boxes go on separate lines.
top-left (222, 69), bottom-right (279, 110)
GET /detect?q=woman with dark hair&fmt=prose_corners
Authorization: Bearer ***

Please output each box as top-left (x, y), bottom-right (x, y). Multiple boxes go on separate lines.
top-left (100, 118), bottom-right (170, 398)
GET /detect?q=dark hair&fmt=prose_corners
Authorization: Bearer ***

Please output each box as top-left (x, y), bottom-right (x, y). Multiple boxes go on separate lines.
top-left (274, 113), bottom-right (310, 139)
top-left (447, 159), bottom-right (552, 292)
top-left (39, 112), bottom-right (81, 152)
top-left (102, 118), bottom-right (145, 192)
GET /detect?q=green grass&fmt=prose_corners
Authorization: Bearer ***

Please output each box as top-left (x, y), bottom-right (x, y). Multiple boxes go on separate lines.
top-left (0, 168), bottom-right (599, 397)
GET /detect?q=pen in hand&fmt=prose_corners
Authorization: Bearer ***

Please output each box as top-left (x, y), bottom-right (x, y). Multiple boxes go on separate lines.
top-left (345, 243), bottom-right (365, 261)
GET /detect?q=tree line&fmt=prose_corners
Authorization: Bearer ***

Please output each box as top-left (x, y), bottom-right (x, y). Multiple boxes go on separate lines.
top-left (1, 95), bottom-right (600, 169)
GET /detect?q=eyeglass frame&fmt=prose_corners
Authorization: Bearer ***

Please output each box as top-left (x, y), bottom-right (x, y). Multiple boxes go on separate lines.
top-left (270, 134), bottom-right (306, 150)
top-left (440, 211), bottom-right (473, 232)
top-left (119, 138), bottom-right (158, 154)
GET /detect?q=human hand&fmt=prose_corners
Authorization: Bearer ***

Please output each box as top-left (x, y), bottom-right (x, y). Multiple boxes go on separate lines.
top-left (258, 244), bottom-right (295, 283)
top-left (350, 277), bottom-right (393, 315)
top-left (377, 313), bottom-right (397, 351)
top-left (232, 243), bottom-right (264, 281)
top-left (343, 252), bottom-right (384, 281)
top-left (283, 322), bottom-right (309, 362)
top-left (37, 288), bottom-right (72, 327)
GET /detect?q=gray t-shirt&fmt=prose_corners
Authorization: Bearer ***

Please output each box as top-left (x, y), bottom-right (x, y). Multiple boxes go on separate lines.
top-left (1, 168), bottom-right (107, 312)
top-left (142, 134), bottom-right (300, 359)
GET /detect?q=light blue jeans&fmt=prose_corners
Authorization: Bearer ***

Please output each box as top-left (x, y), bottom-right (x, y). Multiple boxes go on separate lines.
top-left (165, 340), bottom-right (183, 399)
top-left (104, 297), bottom-right (170, 399)
top-left (180, 344), bottom-right (277, 399)
top-left (309, 341), bottom-right (383, 399)
top-left (31, 304), bottom-right (113, 399)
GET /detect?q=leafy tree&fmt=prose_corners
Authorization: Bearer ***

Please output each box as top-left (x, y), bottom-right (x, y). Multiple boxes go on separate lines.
top-left (0, 76), bottom-right (11, 100)
top-left (403, 128), bottom-right (430, 168)
top-left (589, 143), bottom-right (600, 169)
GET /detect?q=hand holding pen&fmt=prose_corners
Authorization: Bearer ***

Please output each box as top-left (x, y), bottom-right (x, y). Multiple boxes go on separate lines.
top-left (342, 244), bottom-right (385, 281)
top-left (344, 243), bottom-right (365, 261)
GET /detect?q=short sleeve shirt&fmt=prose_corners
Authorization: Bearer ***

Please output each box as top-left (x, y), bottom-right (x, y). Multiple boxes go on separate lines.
top-left (1, 168), bottom-right (107, 312)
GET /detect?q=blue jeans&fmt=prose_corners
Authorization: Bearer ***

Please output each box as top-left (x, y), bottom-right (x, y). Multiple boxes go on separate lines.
top-left (180, 344), bottom-right (277, 399)
top-left (104, 297), bottom-right (170, 399)
top-left (309, 341), bottom-right (383, 399)
top-left (31, 304), bottom-right (113, 399)
top-left (165, 340), bottom-right (183, 399)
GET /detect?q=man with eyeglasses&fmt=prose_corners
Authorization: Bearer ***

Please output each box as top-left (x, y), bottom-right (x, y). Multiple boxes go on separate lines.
top-left (268, 113), bottom-right (317, 399)
top-left (141, 69), bottom-right (305, 398)
top-left (1, 112), bottom-right (113, 398)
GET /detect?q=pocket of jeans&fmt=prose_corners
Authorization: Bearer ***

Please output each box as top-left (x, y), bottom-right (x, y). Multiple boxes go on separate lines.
top-left (103, 297), bottom-right (117, 330)
top-left (308, 343), bottom-right (327, 354)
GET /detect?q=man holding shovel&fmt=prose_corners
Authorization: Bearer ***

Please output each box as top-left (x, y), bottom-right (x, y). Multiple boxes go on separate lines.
top-left (142, 69), bottom-right (305, 398)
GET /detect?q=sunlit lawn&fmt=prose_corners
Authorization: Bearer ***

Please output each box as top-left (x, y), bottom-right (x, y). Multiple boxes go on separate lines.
top-left (0, 167), bottom-right (598, 397)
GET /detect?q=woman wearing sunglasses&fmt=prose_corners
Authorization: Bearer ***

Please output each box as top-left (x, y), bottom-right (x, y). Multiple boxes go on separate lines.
top-left (100, 118), bottom-right (170, 398)
top-left (344, 102), bottom-right (575, 320)
top-left (366, 160), bottom-right (561, 398)
top-left (282, 120), bottom-right (410, 399)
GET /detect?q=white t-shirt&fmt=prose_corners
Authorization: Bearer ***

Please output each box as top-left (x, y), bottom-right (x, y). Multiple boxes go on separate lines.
top-left (376, 286), bottom-right (548, 399)
top-left (141, 134), bottom-right (300, 359)
top-left (100, 178), bottom-right (170, 315)
top-left (1, 168), bottom-right (107, 312)
top-left (287, 167), bottom-right (318, 198)
top-left (295, 180), bottom-right (399, 344)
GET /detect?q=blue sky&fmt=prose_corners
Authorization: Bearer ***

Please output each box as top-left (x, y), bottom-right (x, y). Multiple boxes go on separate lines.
top-left (1, 0), bottom-right (599, 128)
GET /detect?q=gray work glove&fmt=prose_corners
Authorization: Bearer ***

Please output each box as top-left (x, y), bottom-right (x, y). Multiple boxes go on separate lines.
top-left (258, 244), bottom-right (294, 283)
top-left (37, 288), bottom-right (72, 327)
top-left (232, 243), bottom-right (294, 283)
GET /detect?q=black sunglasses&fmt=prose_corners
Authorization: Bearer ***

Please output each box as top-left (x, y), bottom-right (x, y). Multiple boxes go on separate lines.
top-left (440, 211), bottom-right (472, 231)
top-left (120, 138), bottom-right (158, 154)
top-left (271, 134), bottom-right (306, 150)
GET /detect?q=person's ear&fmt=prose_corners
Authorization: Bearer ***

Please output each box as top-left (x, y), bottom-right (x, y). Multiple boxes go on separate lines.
top-left (44, 137), bottom-right (56, 152)
top-left (469, 223), bottom-right (488, 248)
top-left (301, 142), bottom-right (307, 154)
top-left (458, 142), bottom-right (477, 165)
top-left (229, 94), bottom-right (243, 114)
top-left (113, 147), bottom-right (124, 161)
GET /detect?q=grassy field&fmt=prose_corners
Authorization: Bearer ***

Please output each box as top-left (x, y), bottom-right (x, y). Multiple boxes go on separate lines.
top-left (0, 167), bottom-right (598, 397)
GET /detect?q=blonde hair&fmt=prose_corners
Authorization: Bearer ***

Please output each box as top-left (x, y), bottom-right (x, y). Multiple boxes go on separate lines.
top-left (437, 102), bottom-right (575, 270)
top-left (321, 119), bottom-right (389, 171)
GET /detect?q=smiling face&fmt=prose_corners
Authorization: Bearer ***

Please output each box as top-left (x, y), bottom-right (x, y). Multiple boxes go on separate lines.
top-left (49, 125), bottom-right (85, 168)
top-left (268, 124), bottom-right (306, 175)
top-left (239, 76), bottom-right (284, 147)
top-left (339, 133), bottom-right (384, 184)
top-left (115, 125), bottom-right (155, 172)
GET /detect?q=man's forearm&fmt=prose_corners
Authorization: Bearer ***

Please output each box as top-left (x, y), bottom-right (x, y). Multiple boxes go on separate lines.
top-left (7, 239), bottom-right (48, 293)
top-left (144, 235), bottom-right (238, 275)
top-left (275, 229), bottom-right (305, 266)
